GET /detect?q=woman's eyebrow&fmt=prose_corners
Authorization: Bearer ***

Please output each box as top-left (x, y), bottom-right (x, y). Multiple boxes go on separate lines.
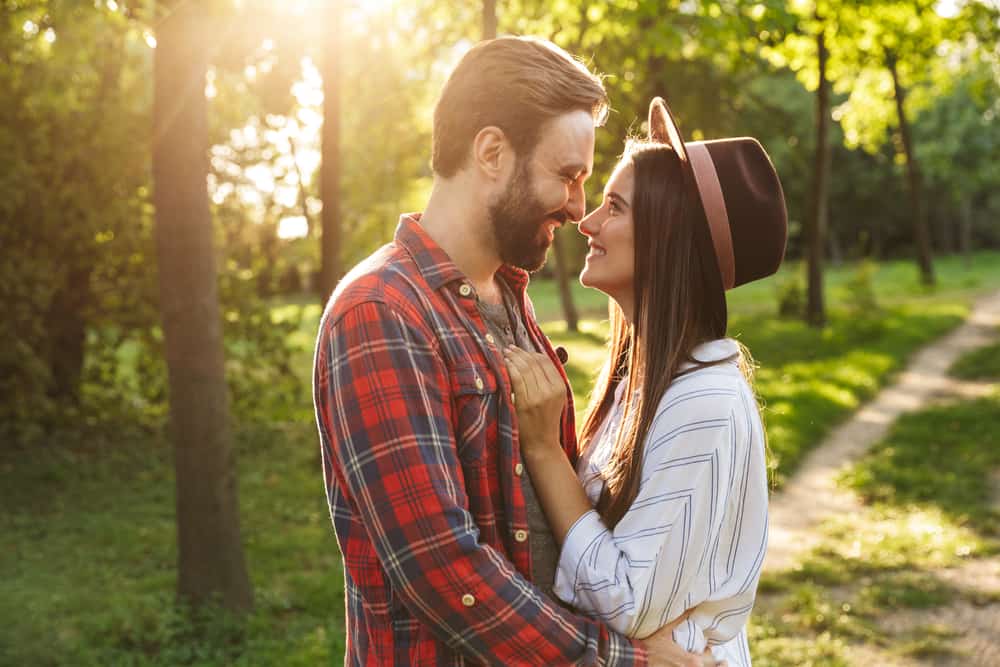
top-left (605, 191), bottom-right (630, 209)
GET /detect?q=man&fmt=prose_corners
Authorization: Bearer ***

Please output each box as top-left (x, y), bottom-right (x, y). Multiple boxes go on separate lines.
top-left (313, 36), bottom-right (713, 666)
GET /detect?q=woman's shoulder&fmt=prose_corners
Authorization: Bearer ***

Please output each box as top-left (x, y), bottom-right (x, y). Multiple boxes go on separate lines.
top-left (654, 339), bottom-right (749, 420)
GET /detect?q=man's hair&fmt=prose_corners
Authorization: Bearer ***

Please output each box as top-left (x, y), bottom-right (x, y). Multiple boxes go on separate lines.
top-left (431, 36), bottom-right (608, 177)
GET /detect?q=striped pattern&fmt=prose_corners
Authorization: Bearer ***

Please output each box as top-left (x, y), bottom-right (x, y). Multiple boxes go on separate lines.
top-left (313, 214), bottom-right (646, 666)
top-left (554, 339), bottom-right (768, 667)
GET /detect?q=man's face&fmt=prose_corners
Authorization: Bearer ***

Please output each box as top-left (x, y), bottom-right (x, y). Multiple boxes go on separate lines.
top-left (488, 110), bottom-right (595, 272)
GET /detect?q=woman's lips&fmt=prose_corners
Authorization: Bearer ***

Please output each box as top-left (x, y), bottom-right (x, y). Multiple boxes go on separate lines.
top-left (587, 242), bottom-right (606, 258)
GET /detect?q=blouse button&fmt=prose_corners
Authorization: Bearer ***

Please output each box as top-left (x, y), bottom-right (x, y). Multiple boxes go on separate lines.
top-left (514, 463), bottom-right (524, 476)
top-left (514, 529), bottom-right (528, 543)
top-left (510, 392), bottom-right (516, 405)
top-left (459, 284), bottom-right (473, 297)
top-left (474, 376), bottom-right (484, 391)
top-left (461, 593), bottom-right (476, 607)
top-left (485, 333), bottom-right (496, 345)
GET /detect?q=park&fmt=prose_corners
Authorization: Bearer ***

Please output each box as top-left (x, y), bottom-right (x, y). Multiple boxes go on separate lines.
top-left (2, 1), bottom-right (999, 665)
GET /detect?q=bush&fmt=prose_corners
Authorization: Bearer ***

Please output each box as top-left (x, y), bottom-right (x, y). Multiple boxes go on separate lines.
top-left (775, 265), bottom-right (806, 319)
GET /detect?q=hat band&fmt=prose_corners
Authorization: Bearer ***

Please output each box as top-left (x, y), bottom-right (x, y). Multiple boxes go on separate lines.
top-left (687, 143), bottom-right (735, 290)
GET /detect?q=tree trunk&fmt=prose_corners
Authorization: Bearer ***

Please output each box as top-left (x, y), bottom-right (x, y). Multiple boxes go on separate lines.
top-left (45, 263), bottom-right (92, 404)
top-left (805, 24), bottom-right (830, 328)
top-left (887, 52), bottom-right (935, 286)
top-left (319, 0), bottom-right (343, 302)
top-left (152, 0), bottom-right (252, 612)
top-left (482, 0), bottom-right (497, 40)
top-left (551, 232), bottom-right (579, 332)
top-left (960, 196), bottom-right (973, 267)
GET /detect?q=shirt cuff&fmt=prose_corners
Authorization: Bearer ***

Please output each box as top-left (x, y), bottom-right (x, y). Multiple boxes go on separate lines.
top-left (605, 628), bottom-right (648, 667)
top-left (553, 509), bottom-right (607, 607)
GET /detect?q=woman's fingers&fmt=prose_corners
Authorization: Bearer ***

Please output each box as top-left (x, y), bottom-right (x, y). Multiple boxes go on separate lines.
top-left (504, 346), bottom-right (540, 398)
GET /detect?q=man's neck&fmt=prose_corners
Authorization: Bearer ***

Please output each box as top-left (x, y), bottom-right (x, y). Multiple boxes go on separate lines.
top-left (420, 177), bottom-right (504, 301)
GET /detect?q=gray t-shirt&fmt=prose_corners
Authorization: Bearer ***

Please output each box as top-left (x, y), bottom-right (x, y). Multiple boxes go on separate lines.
top-left (475, 280), bottom-right (560, 595)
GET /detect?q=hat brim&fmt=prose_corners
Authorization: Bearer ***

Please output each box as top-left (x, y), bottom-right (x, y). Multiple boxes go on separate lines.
top-left (648, 97), bottom-right (690, 167)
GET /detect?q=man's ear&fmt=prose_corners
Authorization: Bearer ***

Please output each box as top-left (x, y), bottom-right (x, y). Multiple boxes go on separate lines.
top-left (472, 126), bottom-right (509, 179)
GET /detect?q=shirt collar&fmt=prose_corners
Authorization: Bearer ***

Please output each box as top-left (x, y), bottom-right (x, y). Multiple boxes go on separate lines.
top-left (681, 337), bottom-right (741, 371)
top-left (394, 213), bottom-right (531, 295)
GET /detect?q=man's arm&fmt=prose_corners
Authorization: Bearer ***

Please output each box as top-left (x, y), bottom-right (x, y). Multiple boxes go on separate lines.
top-left (315, 300), bottom-right (646, 666)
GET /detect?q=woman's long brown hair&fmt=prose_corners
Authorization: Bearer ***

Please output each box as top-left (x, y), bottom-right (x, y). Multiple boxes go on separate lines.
top-left (578, 141), bottom-right (749, 530)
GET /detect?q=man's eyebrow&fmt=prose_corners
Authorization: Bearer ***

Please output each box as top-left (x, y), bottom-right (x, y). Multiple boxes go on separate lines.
top-left (605, 191), bottom-right (630, 208)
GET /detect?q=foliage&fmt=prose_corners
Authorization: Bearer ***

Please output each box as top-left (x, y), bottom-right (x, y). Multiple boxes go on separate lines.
top-left (0, 1), bottom-right (154, 446)
top-left (774, 264), bottom-right (807, 319)
top-left (842, 258), bottom-right (880, 315)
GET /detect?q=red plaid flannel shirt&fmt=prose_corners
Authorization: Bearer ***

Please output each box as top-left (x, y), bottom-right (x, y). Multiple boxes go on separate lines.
top-left (313, 215), bottom-right (647, 665)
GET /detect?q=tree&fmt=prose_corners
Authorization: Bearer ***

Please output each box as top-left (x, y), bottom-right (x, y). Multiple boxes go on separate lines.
top-left (152, 0), bottom-right (252, 611)
top-left (483, 0), bottom-right (497, 40)
top-left (319, 0), bottom-right (343, 301)
top-left (829, 1), bottom-right (959, 285)
top-left (806, 12), bottom-right (831, 327)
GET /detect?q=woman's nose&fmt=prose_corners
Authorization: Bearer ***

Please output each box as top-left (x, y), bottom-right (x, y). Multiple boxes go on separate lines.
top-left (577, 207), bottom-right (603, 237)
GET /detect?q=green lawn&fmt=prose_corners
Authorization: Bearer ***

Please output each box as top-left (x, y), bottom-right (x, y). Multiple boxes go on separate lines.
top-left (3, 252), bottom-right (1000, 665)
top-left (749, 387), bottom-right (1000, 665)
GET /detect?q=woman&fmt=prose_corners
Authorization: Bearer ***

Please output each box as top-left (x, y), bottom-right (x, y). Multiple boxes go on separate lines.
top-left (504, 96), bottom-right (787, 666)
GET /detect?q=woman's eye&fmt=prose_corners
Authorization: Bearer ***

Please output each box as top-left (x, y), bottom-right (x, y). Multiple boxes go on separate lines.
top-left (608, 201), bottom-right (619, 214)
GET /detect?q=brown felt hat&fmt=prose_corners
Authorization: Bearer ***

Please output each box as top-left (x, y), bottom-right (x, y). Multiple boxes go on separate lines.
top-left (647, 96), bottom-right (788, 290)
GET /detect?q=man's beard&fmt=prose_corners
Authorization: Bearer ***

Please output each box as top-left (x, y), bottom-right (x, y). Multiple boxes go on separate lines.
top-left (488, 160), bottom-right (565, 272)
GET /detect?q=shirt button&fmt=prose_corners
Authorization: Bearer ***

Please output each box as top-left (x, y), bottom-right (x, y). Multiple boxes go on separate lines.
top-left (458, 284), bottom-right (473, 297)
top-left (474, 376), bottom-right (484, 391)
top-left (485, 333), bottom-right (496, 345)
top-left (461, 593), bottom-right (476, 607)
top-left (514, 529), bottom-right (528, 543)
top-left (514, 463), bottom-right (524, 476)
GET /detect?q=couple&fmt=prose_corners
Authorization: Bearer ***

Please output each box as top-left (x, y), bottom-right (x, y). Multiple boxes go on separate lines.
top-left (313, 35), bottom-right (786, 666)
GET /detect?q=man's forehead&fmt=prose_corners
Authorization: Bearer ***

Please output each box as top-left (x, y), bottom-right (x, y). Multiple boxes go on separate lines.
top-left (533, 110), bottom-right (596, 171)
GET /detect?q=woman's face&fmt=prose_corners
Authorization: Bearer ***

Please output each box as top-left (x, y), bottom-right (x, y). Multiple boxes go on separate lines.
top-left (578, 161), bottom-right (635, 307)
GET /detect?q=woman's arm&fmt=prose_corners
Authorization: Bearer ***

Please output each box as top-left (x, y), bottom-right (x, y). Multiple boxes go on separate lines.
top-left (505, 347), bottom-right (764, 643)
top-left (504, 346), bottom-right (730, 666)
top-left (502, 345), bottom-right (592, 543)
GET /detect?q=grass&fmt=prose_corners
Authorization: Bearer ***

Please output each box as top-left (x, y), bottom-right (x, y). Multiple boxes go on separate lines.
top-left (0, 422), bottom-right (340, 666)
top-left (950, 334), bottom-right (1000, 381)
top-left (749, 392), bottom-right (1000, 665)
top-left (3, 251), bottom-right (1000, 665)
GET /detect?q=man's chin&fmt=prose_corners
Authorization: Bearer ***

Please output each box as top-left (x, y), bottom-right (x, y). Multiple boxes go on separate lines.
top-left (502, 243), bottom-right (550, 273)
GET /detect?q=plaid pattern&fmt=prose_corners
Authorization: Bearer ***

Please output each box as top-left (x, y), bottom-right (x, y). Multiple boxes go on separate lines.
top-left (313, 215), bottom-right (646, 666)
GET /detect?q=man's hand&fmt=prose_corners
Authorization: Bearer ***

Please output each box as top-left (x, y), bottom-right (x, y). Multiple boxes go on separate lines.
top-left (644, 613), bottom-right (727, 667)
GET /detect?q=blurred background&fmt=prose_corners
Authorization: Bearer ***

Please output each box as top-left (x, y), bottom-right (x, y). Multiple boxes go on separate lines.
top-left (2, 1), bottom-right (999, 665)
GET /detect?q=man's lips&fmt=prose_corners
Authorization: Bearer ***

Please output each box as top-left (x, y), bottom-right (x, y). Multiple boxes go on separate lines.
top-left (541, 218), bottom-right (564, 243)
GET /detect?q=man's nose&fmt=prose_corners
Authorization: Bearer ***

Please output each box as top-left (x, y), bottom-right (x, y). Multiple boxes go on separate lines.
top-left (566, 181), bottom-right (586, 223)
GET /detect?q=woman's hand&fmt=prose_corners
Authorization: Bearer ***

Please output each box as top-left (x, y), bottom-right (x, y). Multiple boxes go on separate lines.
top-left (503, 345), bottom-right (567, 456)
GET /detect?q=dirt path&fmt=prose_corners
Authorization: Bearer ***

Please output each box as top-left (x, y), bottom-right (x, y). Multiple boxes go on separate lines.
top-left (764, 289), bottom-right (1000, 573)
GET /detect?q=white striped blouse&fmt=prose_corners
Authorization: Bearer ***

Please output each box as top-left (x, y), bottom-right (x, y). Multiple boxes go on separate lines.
top-left (553, 338), bottom-right (768, 667)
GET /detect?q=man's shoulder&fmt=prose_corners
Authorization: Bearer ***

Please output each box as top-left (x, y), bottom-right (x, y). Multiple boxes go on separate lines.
top-left (321, 242), bottom-right (433, 328)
